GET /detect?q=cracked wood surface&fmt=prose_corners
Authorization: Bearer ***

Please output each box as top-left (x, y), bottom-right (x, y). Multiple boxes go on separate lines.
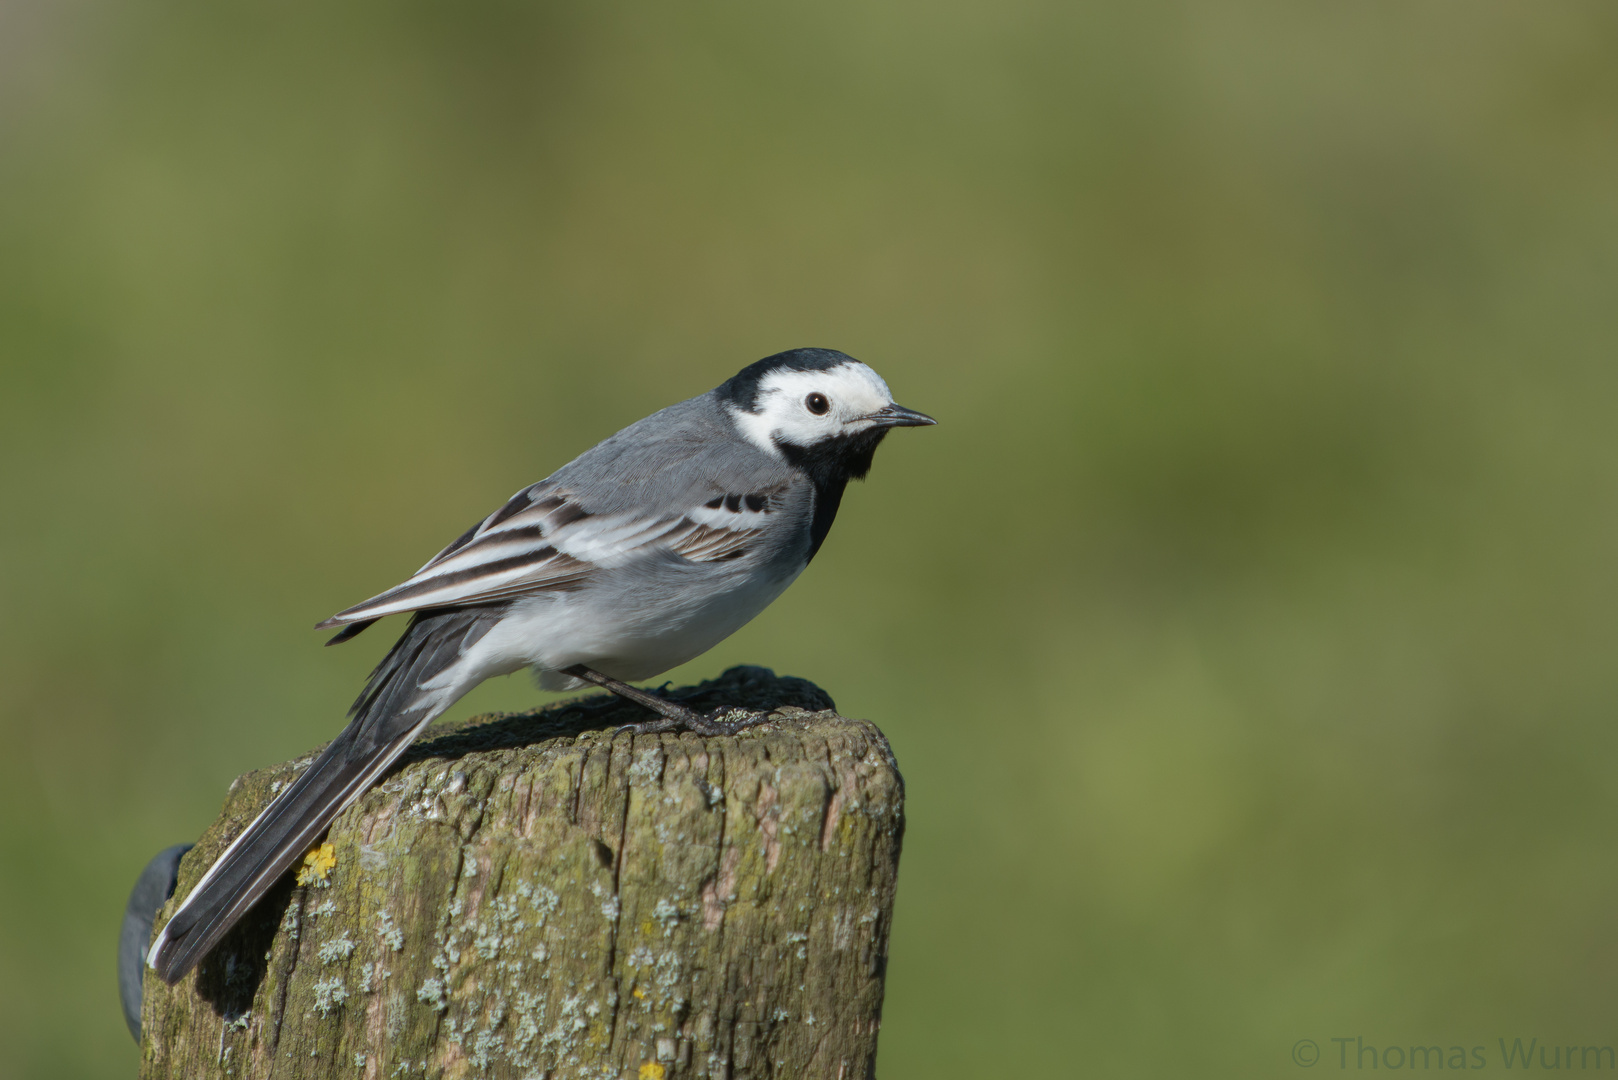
top-left (139, 667), bottom-right (904, 1080)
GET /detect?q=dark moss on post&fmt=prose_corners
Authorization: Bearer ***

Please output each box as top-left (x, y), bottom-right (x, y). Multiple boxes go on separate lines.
top-left (140, 667), bottom-right (905, 1080)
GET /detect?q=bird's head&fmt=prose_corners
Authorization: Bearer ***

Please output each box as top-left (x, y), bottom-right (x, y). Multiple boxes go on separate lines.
top-left (718, 348), bottom-right (935, 479)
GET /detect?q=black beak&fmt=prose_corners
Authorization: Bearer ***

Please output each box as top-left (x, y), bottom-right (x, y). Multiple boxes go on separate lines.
top-left (866, 403), bottom-right (937, 428)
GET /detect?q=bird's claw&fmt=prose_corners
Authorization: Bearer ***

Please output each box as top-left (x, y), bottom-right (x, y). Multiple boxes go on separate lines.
top-left (622, 705), bottom-right (767, 738)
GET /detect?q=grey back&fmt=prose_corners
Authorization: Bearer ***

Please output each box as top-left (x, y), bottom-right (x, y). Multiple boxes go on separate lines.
top-left (549, 392), bottom-right (800, 514)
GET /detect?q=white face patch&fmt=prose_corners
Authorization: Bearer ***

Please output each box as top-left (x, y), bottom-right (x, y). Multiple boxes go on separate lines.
top-left (728, 361), bottom-right (896, 455)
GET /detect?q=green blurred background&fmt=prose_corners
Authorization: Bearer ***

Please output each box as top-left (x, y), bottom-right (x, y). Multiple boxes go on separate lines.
top-left (4, 2), bottom-right (1618, 1076)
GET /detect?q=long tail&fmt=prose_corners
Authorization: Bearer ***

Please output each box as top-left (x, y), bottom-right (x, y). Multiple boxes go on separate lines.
top-left (147, 607), bottom-right (503, 984)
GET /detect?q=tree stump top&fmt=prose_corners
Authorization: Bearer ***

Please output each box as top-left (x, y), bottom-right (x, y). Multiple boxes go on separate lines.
top-left (141, 666), bottom-right (905, 1080)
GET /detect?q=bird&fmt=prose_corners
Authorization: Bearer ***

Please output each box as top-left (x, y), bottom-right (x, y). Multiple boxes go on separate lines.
top-left (147, 346), bottom-right (934, 984)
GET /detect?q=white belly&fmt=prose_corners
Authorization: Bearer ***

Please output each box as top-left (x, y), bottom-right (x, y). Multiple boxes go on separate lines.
top-left (431, 559), bottom-right (805, 698)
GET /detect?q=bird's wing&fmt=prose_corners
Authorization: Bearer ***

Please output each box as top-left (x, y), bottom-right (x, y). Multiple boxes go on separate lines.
top-left (315, 483), bottom-right (783, 629)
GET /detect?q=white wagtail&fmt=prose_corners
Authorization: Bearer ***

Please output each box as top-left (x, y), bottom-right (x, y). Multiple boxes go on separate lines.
top-left (147, 347), bottom-right (934, 983)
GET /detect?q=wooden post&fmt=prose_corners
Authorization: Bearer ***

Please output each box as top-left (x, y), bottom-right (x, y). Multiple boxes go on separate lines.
top-left (139, 667), bottom-right (905, 1080)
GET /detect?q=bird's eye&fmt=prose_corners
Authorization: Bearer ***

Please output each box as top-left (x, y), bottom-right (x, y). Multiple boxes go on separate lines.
top-left (805, 392), bottom-right (830, 416)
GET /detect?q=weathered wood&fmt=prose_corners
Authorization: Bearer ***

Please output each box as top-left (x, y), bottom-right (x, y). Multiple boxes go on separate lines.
top-left (140, 667), bottom-right (904, 1080)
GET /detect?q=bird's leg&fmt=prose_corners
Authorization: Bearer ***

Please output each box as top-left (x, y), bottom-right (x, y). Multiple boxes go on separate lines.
top-left (561, 665), bottom-right (766, 737)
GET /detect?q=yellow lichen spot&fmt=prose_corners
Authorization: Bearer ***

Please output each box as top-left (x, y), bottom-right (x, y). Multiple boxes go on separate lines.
top-left (639, 1065), bottom-right (665, 1080)
top-left (632, 986), bottom-right (647, 1000)
top-left (296, 842), bottom-right (337, 886)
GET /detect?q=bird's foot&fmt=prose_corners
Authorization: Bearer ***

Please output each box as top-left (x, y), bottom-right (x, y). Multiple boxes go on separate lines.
top-left (561, 664), bottom-right (770, 738)
top-left (621, 704), bottom-right (768, 738)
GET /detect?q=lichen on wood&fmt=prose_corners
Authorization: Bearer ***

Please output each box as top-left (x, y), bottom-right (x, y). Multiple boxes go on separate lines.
top-left (140, 666), bottom-right (905, 1080)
